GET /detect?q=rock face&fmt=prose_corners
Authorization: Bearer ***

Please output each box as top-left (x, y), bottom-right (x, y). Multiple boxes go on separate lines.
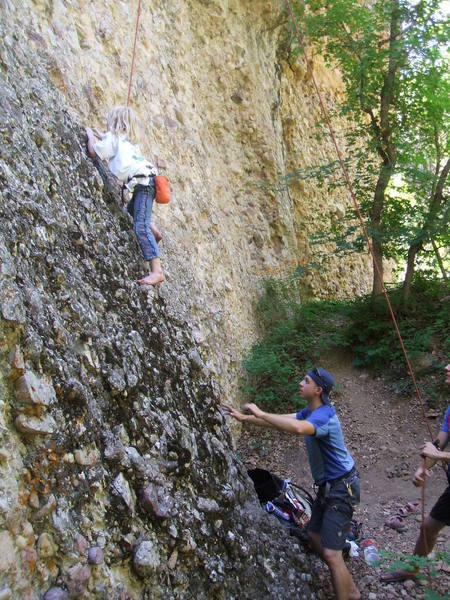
top-left (0, 1), bottom-right (368, 597)
top-left (2, 0), bottom-right (372, 409)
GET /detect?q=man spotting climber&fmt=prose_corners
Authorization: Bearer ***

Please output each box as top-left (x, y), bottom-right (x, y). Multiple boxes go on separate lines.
top-left (381, 362), bottom-right (450, 583)
top-left (222, 368), bottom-right (361, 600)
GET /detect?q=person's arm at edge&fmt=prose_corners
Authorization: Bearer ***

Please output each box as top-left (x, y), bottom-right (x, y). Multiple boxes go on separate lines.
top-left (413, 431), bottom-right (448, 486)
top-left (421, 438), bottom-right (450, 462)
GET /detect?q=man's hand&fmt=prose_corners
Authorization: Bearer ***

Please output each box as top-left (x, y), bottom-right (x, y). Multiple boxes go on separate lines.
top-left (220, 404), bottom-right (247, 422)
top-left (413, 464), bottom-right (431, 487)
top-left (421, 441), bottom-right (440, 460)
top-left (242, 403), bottom-right (264, 418)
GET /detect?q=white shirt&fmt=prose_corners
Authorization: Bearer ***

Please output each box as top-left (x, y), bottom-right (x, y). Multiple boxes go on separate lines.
top-left (93, 132), bottom-right (157, 183)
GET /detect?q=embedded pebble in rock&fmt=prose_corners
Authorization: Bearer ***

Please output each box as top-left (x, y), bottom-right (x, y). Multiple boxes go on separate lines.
top-left (111, 473), bottom-right (135, 512)
top-left (14, 371), bottom-right (56, 406)
top-left (14, 414), bottom-right (56, 435)
top-left (0, 589), bottom-right (11, 600)
top-left (28, 490), bottom-right (40, 509)
top-left (0, 531), bottom-right (16, 572)
top-left (15, 535), bottom-right (28, 550)
top-left (37, 532), bottom-right (57, 558)
top-left (141, 483), bottom-right (174, 519)
top-left (74, 535), bottom-right (88, 555)
top-left (66, 564), bottom-right (91, 599)
top-left (74, 448), bottom-right (100, 466)
top-left (133, 540), bottom-right (161, 578)
top-left (167, 549), bottom-right (178, 570)
top-left (43, 588), bottom-right (69, 600)
top-left (87, 546), bottom-right (103, 565)
top-left (197, 497), bottom-right (220, 513)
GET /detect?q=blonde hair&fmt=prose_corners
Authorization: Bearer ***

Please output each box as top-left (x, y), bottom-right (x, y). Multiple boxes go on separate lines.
top-left (106, 106), bottom-right (140, 142)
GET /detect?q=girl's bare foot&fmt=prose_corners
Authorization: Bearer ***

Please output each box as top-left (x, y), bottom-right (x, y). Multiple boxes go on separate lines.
top-left (138, 272), bottom-right (164, 286)
top-left (150, 223), bottom-right (163, 243)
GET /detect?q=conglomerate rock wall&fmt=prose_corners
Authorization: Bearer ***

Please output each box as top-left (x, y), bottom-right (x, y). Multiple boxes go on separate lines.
top-left (9, 0), bottom-right (371, 406)
top-left (0, 1), bottom-right (370, 597)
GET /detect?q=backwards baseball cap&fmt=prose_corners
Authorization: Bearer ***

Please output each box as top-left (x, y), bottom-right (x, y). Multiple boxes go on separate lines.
top-left (307, 367), bottom-right (335, 404)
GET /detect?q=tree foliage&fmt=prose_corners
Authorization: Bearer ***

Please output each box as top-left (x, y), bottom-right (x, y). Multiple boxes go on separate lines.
top-left (286, 0), bottom-right (449, 297)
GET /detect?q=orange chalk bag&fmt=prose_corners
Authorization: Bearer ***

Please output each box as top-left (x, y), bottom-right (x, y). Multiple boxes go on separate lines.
top-left (153, 175), bottom-right (171, 205)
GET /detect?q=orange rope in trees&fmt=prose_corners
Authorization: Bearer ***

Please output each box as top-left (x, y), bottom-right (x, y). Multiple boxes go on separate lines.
top-left (127, 0), bottom-right (143, 106)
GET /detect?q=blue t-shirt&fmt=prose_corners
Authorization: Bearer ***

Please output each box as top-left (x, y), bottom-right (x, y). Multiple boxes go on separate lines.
top-left (296, 405), bottom-right (355, 486)
top-left (440, 406), bottom-right (450, 478)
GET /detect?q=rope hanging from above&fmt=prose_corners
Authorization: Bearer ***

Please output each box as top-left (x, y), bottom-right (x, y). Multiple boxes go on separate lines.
top-left (127, 0), bottom-right (143, 106)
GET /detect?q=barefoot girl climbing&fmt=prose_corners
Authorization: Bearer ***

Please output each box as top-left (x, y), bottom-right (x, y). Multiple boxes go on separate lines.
top-left (86, 106), bottom-right (164, 286)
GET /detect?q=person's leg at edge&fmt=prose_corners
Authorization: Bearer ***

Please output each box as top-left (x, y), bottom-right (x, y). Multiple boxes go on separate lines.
top-left (414, 515), bottom-right (445, 557)
top-left (322, 548), bottom-right (360, 600)
top-left (380, 515), bottom-right (445, 581)
top-left (307, 530), bottom-right (323, 555)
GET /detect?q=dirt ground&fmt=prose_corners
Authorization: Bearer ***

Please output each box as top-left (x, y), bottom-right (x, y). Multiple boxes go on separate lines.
top-left (237, 352), bottom-right (450, 599)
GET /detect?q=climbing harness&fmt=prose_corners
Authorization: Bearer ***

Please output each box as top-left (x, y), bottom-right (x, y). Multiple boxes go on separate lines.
top-left (127, 0), bottom-right (142, 106)
top-left (283, 1), bottom-right (444, 575)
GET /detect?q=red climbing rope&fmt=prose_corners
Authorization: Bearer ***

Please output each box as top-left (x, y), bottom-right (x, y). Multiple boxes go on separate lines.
top-left (284, 0), bottom-right (433, 438)
top-left (126, 0), bottom-right (143, 106)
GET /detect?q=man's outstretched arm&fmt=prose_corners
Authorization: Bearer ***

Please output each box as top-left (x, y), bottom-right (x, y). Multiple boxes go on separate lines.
top-left (239, 403), bottom-right (315, 435)
top-left (220, 404), bottom-right (297, 428)
top-left (227, 404), bottom-right (316, 435)
top-left (221, 404), bottom-right (300, 429)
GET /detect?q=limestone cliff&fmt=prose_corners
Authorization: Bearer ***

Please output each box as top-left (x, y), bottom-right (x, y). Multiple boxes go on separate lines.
top-left (0, 0), bottom-right (370, 597)
top-left (6, 0), bottom-right (371, 406)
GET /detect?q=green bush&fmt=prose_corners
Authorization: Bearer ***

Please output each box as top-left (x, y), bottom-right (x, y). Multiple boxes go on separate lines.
top-left (241, 276), bottom-right (449, 410)
top-left (381, 549), bottom-right (450, 600)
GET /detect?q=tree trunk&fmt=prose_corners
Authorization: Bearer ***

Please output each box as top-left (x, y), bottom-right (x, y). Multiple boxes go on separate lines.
top-left (402, 242), bottom-right (422, 303)
top-left (368, 1), bottom-right (400, 296)
top-left (370, 163), bottom-right (394, 296)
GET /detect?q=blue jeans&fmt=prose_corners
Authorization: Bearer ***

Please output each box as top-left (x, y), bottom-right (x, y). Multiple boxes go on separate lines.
top-left (130, 182), bottom-right (159, 261)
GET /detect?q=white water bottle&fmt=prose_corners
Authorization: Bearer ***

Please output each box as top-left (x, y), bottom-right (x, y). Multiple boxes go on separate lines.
top-left (361, 539), bottom-right (380, 566)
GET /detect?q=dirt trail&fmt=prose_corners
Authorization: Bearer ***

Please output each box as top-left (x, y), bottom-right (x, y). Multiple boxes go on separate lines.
top-left (238, 351), bottom-right (449, 599)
